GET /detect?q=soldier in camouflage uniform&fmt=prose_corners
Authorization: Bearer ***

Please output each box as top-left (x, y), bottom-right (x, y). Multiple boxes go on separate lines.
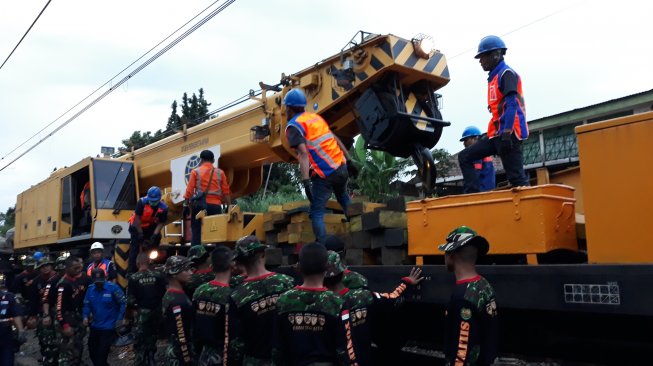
top-left (274, 243), bottom-right (354, 366)
top-left (323, 251), bottom-right (423, 366)
top-left (39, 255), bottom-right (66, 366)
top-left (162, 255), bottom-right (195, 366)
top-left (128, 252), bottom-right (168, 366)
top-left (323, 235), bottom-right (368, 289)
top-left (230, 235), bottom-right (295, 365)
top-left (184, 245), bottom-right (214, 298)
top-left (439, 226), bottom-right (498, 366)
top-left (55, 256), bottom-right (91, 366)
top-left (192, 246), bottom-right (239, 366)
top-left (32, 257), bottom-right (56, 364)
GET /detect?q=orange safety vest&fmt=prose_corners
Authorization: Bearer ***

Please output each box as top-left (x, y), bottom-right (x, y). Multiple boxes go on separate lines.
top-left (80, 182), bottom-right (91, 209)
top-left (193, 167), bottom-right (222, 198)
top-left (128, 198), bottom-right (166, 229)
top-left (285, 112), bottom-right (345, 178)
top-left (86, 259), bottom-right (111, 277)
top-left (486, 61), bottom-right (527, 139)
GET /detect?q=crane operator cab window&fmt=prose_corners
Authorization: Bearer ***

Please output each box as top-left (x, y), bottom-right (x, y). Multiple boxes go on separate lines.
top-left (62, 160), bottom-right (137, 237)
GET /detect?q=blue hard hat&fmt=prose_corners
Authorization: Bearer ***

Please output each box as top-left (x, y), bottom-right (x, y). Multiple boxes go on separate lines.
top-left (475, 35), bottom-right (507, 58)
top-left (283, 88), bottom-right (307, 107)
top-left (33, 251), bottom-right (44, 261)
top-left (460, 126), bottom-right (482, 141)
top-left (147, 186), bottom-right (162, 205)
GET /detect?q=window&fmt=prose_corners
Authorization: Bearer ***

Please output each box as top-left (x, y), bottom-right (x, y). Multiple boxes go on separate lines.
top-left (93, 160), bottom-right (137, 210)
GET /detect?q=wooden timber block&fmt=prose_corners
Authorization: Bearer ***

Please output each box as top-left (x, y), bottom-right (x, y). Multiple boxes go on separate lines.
top-left (268, 205), bottom-right (284, 212)
top-left (265, 231), bottom-right (279, 245)
top-left (289, 212), bottom-right (346, 224)
top-left (361, 210), bottom-right (407, 231)
top-left (263, 211), bottom-right (289, 225)
top-left (371, 228), bottom-right (407, 249)
top-left (263, 220), bottom-right (277, 232)
top-left (346, 202), bottom-right (387, 217)
top-left (348, 231), bottom-right (372, 249)
top-left (265, 248), bottom-right (283, 267)
top-left (349, 216), bottom-right (363, 232)
top-left (289, 231), bottom-right (316, 244)
top-left (287, 222), bottom-right (311, 234)
top-left (345, 249), bottom-right (377, 265)
top-left (381, 247), bottom-right (410, 265)
top-left (277, 230), bottom-right (289, 244)
top-left (281, 245), bottom-right (295, 256)
top-left (385, 196), bottom-right (407, 212)
top-left (282, 200), bottom-right (344, 213)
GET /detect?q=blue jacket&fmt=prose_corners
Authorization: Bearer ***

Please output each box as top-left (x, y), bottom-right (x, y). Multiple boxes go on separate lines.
top-left (83, 281), bottom-right (126, 330)
top-left (474, 156), bottom-right (496, 192)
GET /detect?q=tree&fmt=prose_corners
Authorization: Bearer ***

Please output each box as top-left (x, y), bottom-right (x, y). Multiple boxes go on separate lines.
top-left (119, 88), bottom-right (213, 154)
top-left (0, 206), bottom-right (16, 236)
top-left (349, 137), bottom-right (411, 202)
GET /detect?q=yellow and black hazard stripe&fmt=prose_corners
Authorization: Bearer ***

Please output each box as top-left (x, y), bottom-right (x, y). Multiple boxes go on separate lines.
top-left (113, 240), bottom-right (130, 289)
top-left (330, 36), bottom-right (449, 102)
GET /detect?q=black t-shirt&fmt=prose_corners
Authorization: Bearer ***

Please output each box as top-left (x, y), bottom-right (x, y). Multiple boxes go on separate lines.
top-left (0, 290), bottom-right (21, 341)
top-left (444, 276), bottom-right (498, 366)
top-left (55, 274), bottom-right (91, 325)
top-left (286, 125), bottom-right (306, 148)
top-left (27, 273), bottom-right (57, 316)
top-left (44, 274), bottom-right (63, 314)
top-left (126, 269), bottom-right (167, 310)
top-left (163, 288), bottom-right (194, 365)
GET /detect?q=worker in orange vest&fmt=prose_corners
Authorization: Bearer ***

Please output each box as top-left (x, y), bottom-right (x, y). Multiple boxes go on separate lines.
top-left (183, 150), bottom-right (231, 246)
top-left (127, 187), bottom-right (168, 273)
top-left (284, 88), bottom-right (357, 243)
top-left (86, 242), bottom-right (117, 282)
top-left (458, 35), bottom-right (529, 193)
top-left (79, 182), bottom-right (92, 233)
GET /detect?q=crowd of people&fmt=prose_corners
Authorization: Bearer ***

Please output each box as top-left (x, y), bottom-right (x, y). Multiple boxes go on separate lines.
top-left (0, 228), bottom-right (497, 366)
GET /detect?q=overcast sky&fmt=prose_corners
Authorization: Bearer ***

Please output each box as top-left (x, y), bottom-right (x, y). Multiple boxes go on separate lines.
top-left (0, 0), bottom-right (651, 212)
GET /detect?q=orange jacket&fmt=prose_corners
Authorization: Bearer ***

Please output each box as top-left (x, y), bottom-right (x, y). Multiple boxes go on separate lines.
top-left (285, 112), bottom-right (345, 178)
top-left (184, 162), bottom-right (231, 205)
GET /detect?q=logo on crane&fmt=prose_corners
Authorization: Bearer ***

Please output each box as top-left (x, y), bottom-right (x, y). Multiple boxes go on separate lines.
top-left (184, 155), bottom-right (202, 184)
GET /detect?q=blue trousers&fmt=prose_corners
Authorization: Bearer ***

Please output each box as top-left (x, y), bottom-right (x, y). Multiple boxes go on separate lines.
top-left (458, 134), bottom-right (529, 193)
top-left (310, 165), bottom-right (351, 243)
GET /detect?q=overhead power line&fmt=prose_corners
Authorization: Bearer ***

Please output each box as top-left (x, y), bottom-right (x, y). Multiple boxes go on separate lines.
top-left (0, 0), bottom-right (53, 71)
top-left (1, 0), bottom-right (228, 162)
top-left (0, 0), bottom-right (237, 173)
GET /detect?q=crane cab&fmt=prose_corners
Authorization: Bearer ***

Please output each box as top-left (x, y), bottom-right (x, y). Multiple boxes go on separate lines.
top-left (14, 157), bottom-right (138, 251)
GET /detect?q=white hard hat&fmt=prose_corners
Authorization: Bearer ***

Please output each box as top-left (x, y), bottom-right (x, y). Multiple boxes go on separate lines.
top-left (90, 242), bottom-right (104, 251)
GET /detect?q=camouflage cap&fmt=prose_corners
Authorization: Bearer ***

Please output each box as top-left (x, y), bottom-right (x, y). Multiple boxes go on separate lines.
top-left (162, 255), bottom-right (193, 275)
top-left (55, 256), bottom-right (67, 271)
top-left (325, 250), bottom-right (346, 278)
top-left (187, 245), bottom-right (209, 263)
top-left (234, 235), bottom-right (268, 260)
top-left (438, 226), bottom-right (489, 255)
top-left (22, 256), bottom-right (37, 268)
top-left (35, 256), bottom-right (54, 269)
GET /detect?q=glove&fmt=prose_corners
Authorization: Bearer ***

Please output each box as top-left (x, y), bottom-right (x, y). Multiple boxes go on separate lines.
top-left (150, 233), bottom-right (162, 246)
top-left (302, 179), bottom-right (313, 202)
top-left (497, 130), bottom-right (513, 156)
top-left (346, 163), bottom-right (359, 179)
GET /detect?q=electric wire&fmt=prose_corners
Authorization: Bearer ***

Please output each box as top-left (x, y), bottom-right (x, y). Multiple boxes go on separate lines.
top-left (0, 0), bottom-right (237, 173)
top-left (0, 0), bottom-right (53, 72)
top-left (1, 0), bottom-right (227, 162)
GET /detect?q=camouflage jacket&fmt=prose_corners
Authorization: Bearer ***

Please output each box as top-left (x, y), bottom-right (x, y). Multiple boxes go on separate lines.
top-left (342, 270), bottom-right (368, 289)
top-left (229, 272), bottom-right (294, 362)
top-left (444, 276), bottom-right (498, 366)
top-left (192, 280), bottom-right (237, 355)
top-left (127, 269), bottom-right (167, 310)
top-left (274, 286), bottom-right (354, 366)
top-left (184, 269), bottom-right (214, 299)
top-left (162, 288), bottom-right (194, 366)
